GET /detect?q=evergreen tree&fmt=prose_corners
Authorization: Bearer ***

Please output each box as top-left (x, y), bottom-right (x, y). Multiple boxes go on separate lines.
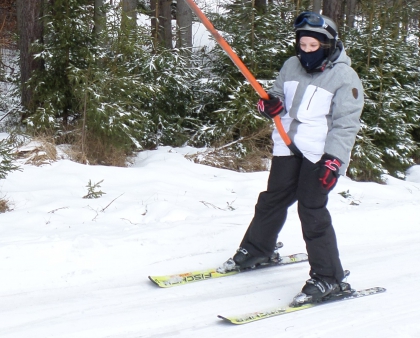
top-left (344, 6), bottom-right (420, 181)
top-left (27, 0), bottom-right (95, 128)
top-left (142, 46), bottom-right (203, 147)
top-left (12, 0), bottom-right (420, 179)
top-left (0, 136), bottom-right (20, 179)
top-left (25, 1), bottom-right (201, 162)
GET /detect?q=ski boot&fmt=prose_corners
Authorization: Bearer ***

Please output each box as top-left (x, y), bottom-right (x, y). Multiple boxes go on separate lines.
top-left (290, 270), bottom-right (352, 307)
top-left (217, 242), bottom-right (283, 273)
top-left (232, 247), bottom-right (269, 268)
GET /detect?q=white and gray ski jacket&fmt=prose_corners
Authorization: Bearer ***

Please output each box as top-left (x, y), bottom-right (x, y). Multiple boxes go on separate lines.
top-left (268, 42), bottom-right (364, 175)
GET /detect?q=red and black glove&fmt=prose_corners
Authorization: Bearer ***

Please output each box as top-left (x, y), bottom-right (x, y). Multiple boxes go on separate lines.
top-left (257, 94), bottom-right (284, 119)
top-left (318, 154), bottom-right (342, 192)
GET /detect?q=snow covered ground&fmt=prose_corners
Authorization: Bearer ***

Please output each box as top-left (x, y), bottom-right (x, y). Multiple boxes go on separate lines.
top-left (1, 141), bottom-right (420, 337)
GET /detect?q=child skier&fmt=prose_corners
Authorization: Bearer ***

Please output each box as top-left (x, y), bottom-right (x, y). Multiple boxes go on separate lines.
top-left (226, 12), bottom-right (364, 304)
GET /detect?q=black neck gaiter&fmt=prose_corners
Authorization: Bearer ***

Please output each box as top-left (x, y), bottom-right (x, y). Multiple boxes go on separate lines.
top-left (299, 48), bottom-right (326, 72)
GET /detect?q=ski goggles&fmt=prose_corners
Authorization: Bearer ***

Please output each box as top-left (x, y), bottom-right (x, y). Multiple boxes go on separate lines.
top-left (294, 12), bottom-right (337, 39)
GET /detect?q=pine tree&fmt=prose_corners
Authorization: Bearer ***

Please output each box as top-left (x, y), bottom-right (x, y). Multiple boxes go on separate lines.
top-left (25, 1), bottom-right (202, 162)
top-left (344, 5), bottom-right (420, 181)
top-left (27, 0), bottom-right (95, 128)
top-left (0, 136), bottom-right (20, 179)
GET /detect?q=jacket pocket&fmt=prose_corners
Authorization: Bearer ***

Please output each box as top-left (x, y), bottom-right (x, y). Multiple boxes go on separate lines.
top-left (297, 85), bottom-right (334, 123)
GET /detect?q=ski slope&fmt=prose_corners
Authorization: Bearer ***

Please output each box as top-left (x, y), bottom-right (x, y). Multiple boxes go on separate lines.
top-left (1, 143), bottom-right (420, 337)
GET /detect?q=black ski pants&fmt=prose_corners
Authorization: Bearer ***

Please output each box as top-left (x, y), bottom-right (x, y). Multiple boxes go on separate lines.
top-left (239, 155), bottom-right (344, 283)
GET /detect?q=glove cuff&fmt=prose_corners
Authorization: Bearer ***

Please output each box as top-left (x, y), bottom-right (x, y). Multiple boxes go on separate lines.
top-left (321, 153), bottom-right (343, 166)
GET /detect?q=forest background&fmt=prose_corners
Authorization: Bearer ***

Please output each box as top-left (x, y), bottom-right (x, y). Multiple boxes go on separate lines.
top-left (0, 0), bottom-right (420, 184)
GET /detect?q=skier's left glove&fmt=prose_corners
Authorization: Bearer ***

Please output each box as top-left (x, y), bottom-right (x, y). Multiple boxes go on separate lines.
top-left (257, 94), bottom-right (284, 119)
top-left (318, 154), bottom-right (342, 193)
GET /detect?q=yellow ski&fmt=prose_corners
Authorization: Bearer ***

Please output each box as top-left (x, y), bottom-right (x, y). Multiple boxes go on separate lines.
top-left (148, 253), bottom-right (308, 288)
top-left (218, 287), bottom-right (386, 324)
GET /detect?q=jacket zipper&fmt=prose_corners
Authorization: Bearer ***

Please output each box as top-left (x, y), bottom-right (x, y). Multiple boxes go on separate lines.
top-left (307, 87), bottom-right (318, 110)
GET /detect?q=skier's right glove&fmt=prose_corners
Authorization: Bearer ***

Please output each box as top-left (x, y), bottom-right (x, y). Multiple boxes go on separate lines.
top-left (257, 94), bottom-right (284, 120)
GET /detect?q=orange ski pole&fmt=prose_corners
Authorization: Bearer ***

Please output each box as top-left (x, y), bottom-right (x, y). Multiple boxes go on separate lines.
top-left (183, 0), bottom-right (302, 157)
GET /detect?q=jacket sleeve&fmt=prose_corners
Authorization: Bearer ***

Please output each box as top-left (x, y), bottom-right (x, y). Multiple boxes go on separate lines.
top-left (324, 66), bottom-right (364, 174)
top-left (267, 59), bottom-right (292, 105)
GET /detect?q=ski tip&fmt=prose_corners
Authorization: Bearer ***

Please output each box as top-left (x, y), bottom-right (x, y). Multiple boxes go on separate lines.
top-left (148, 276), bottom-right (166, 288)
top-left (217, 315), bottom-right (241, 325)
top-left (148, 276), bottom-right (158, 285)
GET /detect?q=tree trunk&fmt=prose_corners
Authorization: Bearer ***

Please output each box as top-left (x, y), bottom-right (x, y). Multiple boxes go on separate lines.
top-left (122, 0), bottom-right (137, 30)
top-left (94, 0), bottom-right (106, 35)
top-left (175, 0), bottom-right (192, 49)
top-left (16, 0), bottom-right (43, 117)
top-left (313, 0), bottom-right (322, 13)
top-left (0, 0), bottom-right (18, 47)
top-left (254, 0), bottom-right (266, 13)
top-left (150, 0), bottom-right (172, 49)
top-left (322, 0), bottom-right (343, 34)
top-left (345, 0), bottom-right (357, 28)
